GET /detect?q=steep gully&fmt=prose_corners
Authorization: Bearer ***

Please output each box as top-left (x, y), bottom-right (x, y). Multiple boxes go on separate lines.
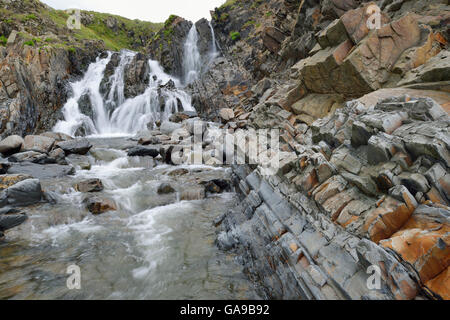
top-left (0, 23), bottom-right (260, 299)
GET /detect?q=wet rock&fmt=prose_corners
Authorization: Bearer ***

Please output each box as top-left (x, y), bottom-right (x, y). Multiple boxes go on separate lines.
top-left (85, 197), bottom-right (117, 215)
top-left (8, 151), bottom-right (56, 164)
top-left (75, 179), bottom-right (104, 193)
top-left (0, 161), bottom-right (10, 174)
top-left (0, 174), bottom-right (32, 191)
top-left (157, 183), bottom-right (175, 194)
top-left (56, 139), bottom-right (93, 155)
top-left (5, 178), bottom-right (42, 206)
top-left (66, 154), bottom-right (92, 170)
top-left (127, 146), bottom-right (160, 157)
top-left (0, 135), bottom-right (24, 156)
top-left (49, 148), bottom-right (67, 164)
top-left (160, 121), bottom-right (182, 135)
top-left (8, 163), bottom-right (75, 180)
top-left (0, 211), bottom-right (28, 232)
top-left (21, 135), bottom-right (55, 153)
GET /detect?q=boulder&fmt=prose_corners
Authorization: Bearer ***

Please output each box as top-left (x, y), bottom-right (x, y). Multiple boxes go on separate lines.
top-left (127, 146), bottom-right (160, 157)
top-left (75, 179), bottom-right (104, 193)
top-left (56, 139), bottom-right (92, 155)
top-left (8, 163), bottom-right (76, 180)
top-left (22, 135), bottom-right (55, 153)
top-left (0, 174), bottom-right (32, 190)
top-left (0, 135), bottom-right (24, 155)
top-left (40, 132), bottom-right (73, 142)
top-left (0, 212), bottom-right (28, 232)
top-left (5, 179), bottom-right (42, 206)
top-left (160, 121), bottom-right (182, 135)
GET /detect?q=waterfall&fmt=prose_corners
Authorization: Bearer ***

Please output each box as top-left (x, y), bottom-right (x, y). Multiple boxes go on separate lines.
top-left (53, 51), bottom-right (195, 137)
top-left (182, 24), bottom-right (202, 85)
top-left (208, 21), bottom-right (219, 62)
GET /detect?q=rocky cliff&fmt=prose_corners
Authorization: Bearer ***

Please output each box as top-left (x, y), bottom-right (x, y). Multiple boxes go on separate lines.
top-left (207, 0), bottom-right (450, 300)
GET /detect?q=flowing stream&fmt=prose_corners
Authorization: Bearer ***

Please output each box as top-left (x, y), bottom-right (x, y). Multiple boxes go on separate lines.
top-left (0, 22), bottom-right (259, 300)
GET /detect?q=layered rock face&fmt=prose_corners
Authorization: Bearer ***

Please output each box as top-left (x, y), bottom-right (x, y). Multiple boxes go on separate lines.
top-left (209, 0), bottom-right (449, 300)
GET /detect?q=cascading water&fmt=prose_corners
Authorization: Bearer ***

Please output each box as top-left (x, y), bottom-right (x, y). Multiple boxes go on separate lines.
top-left (182, 24), bottom-right (202, 85)
top-left (208, 21), bottom-right (219, 62)
top-left (53, 51), bottom-right (195, 137)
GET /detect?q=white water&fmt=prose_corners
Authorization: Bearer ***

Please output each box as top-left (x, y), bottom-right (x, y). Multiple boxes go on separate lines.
top-left (183, 24), bottom-right (202, 85)
top-left (208, 21), bottom-right (219, 62)
top-left (54, 22), bottom-right (220, 137)
top-left (54, 51), bottom-right (195, 137)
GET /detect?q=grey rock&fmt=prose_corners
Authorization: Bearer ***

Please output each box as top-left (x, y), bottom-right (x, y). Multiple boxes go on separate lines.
top-left (6, 179), bottom-right (42, 206)
top-left (0, 135), bottom-right (24, 155)
top-left (22, 135), bottom-right (55, 153)
top-left (160, 121), bottom-right (182, 135)
top-left (56, 139), bottom-right (92, 155)
top-left (8, 162), bottom-right (75, 180)
top-left (127, 146), bottom-right (159, 157)
top-left (0, 212), bottom-right (28, 231)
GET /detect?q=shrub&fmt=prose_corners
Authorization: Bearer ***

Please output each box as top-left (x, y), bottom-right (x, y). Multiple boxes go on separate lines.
top-left (230, 31), bottom-right (241, 41)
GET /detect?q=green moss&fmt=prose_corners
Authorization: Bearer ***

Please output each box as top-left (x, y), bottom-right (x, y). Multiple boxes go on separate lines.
top-left (0, 35), bottom-right (7, 46)
top-left (24, 40), bottom-right (35, 46)
top-left (230, 31), bottom-right (241, 41)
top-left (243, 20), bottom-right (256, 29)
top-left (266, 11), bottom-right (273, 17)
top-left (68, 47), bottom-right (76, 53)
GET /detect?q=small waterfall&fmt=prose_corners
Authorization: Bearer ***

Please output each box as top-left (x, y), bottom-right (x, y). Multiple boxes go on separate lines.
top-left (208, 21), bottom-right (219, 62)
top-left (105, 50), bottom-right (136, 110)
top-left (182, 24), bottom-right (202, 85)
top-left (53, 52), bottom-right (112, 136)
top-left (54, 51), bottom-right (195, 137)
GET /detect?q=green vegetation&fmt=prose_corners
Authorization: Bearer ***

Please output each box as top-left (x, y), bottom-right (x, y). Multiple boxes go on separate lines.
top-left (243, 20), bottom-right (256, 29)
top-left (0, 3), bottom-right (163, 52)
top-left (24, 40), bottom-right (35, 46)
top-left (230, 31), bottom-right (241, 41)
top-left (0, 35), bottom-right (7, 46)
top-left (266, 11), bottom-right (273, 17)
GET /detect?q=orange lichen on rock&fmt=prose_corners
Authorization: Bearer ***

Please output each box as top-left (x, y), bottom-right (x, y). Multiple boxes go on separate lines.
top-left (425, 267), bottom-right (450, 300)
top-left (364, 197), bottom-right (414, 243)
top-left (381, 229), bottom-right (449, 284)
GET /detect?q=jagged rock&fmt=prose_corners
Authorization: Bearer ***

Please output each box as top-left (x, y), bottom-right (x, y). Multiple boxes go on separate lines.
top-left (124, 53), bottom-right (150, 98)
top-left (56, 139), bottom-right (93, 155)
top-left (157, 183), bottom-right (175, 194)
top-left (21, 135), bottom-right (55, 153)
top-left (5, 178), bottom-right (42, 206)
top-left (127, 146), bottom-right (159, 157)
top-left (75, 179), bottom-right (104, 193)
top-left (263, 27), bottom-right (286, 53)
top-left (219, 108), bottom-right (235, 122)
top-left (291, 94), bottom-right (343, 125)
top-left (0, 135), bottom-right (24, 155)
top-left (399, 50), bottom-right (450, 86)
top-left (49, 148), bottom-right (66, 164)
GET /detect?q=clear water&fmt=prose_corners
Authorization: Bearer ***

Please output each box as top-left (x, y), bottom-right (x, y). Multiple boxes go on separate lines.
top-left (0, 137), bottom-right (259, 300)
